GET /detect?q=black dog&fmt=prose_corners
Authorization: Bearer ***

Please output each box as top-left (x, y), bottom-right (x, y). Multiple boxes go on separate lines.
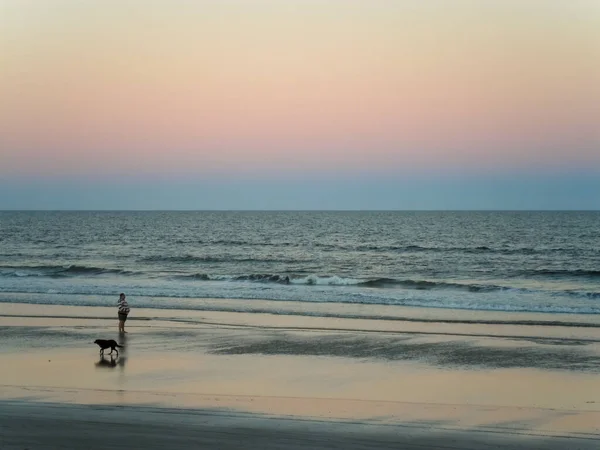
top-left (94, 339), bottom-right (124, 357)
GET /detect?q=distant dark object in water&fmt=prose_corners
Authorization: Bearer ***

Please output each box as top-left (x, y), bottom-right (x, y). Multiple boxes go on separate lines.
top-left (94, 339), bottom-right (123, 357)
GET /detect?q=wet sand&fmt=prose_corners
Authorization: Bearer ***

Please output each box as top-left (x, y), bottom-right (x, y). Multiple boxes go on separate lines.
top-left (3, 400), bottom-right (600, 450)
top-left (1, 303), bottom-right (599, 449)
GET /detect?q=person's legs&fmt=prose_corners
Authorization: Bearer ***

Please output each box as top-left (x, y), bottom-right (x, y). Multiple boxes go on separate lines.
top-left (118, 313), bottom-right (127, 333)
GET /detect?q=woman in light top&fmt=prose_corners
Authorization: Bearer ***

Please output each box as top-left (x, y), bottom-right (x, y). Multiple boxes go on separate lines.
top-left (117, 293), bottom-right (130, 333)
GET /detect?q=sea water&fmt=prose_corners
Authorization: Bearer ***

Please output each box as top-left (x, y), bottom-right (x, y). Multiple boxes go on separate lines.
top-left (1, 211), bottom-right (598, 317)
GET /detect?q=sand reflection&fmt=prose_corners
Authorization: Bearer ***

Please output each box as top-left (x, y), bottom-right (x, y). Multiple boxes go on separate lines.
top-left (95, 355), bottom-right (117, 368)
top-left (95, 354), bottom-right (127, 370)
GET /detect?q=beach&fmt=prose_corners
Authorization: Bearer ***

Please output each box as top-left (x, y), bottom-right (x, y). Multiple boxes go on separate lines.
top-left (3, 0), bottom-right (600, 442)
top-left (1, 302), bottom-right (599, 449)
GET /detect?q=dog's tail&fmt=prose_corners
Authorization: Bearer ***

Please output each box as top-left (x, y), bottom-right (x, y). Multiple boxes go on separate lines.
top-left (115, 344), bottom-right (125, 348)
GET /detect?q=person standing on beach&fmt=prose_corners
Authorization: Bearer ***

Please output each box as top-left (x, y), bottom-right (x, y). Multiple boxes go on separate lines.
top-left (117, 293), bottom-right (130, 333)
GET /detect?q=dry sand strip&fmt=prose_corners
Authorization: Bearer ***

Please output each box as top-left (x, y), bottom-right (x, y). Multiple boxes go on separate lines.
top-left (1, 401), bottom-right (599, 450)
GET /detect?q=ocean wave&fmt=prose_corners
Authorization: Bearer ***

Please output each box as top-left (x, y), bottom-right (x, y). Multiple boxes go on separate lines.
top-left (156, 239), bottom-right (594, 255)
top-left (522, 269), bottom-right (600, 278)
top-left (310, 243), bottom-right (592, 255)
top-left (157, 273), bottom-right (600, 299)
top-left (201, 239), bottom-right (299, 247)
top-left (3, 264), bottom-right (598, 300)
top-left (361, 278), bottom-right (514, 292)
top-left (178, 273), bottom-right (516, 291)
top-left (179, 273), bottom-right (292, 283)
top-left (139, 254), bottom-right (303, 264)
top-left (177, 273), bottom-right (359, 285)
top-left (0, 264), bottom-right (139, 277)
top-left (158, 238), bottom-right (302, 247)
top-left (177, 273), bottom-right (363, 285)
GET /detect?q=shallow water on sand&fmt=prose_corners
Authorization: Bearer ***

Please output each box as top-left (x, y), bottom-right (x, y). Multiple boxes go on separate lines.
top-left (2, 303), bottom-right (600, 450)
top-left (1, 304), bottom-right (599, 408)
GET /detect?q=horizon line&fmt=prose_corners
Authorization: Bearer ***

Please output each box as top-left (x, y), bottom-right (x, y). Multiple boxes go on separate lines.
top-left (1, 209), bottom-right (599, 213)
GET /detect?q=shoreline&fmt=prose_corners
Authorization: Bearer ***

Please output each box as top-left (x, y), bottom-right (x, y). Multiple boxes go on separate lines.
top-left (3, 287), bottom-right (600, 319)
top-left (3, 300), bottom-right (600, 328)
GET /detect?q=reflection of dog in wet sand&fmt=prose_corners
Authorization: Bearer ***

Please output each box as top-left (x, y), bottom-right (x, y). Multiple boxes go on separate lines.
top-left (96, 355), bottom-right (117, 368)
top-left (94, 339), bottom-right (123, 357)
top-left (95, 354), bottom-right (127, 370)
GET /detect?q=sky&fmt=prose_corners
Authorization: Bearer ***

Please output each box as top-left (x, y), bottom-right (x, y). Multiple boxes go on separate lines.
top-left (1, 0), bottom-right (599, 210)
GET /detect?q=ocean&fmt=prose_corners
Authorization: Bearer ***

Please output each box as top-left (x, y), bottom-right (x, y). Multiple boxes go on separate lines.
top-left (1, 211), bottom-right (599, 319)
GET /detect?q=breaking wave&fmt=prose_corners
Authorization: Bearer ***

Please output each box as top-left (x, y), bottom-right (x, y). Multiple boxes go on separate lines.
top-left (172, 273), bottom-right (599, 299)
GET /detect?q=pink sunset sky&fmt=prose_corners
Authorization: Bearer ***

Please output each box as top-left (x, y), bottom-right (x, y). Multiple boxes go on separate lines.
top-left (1, 0), bottom-right (599, 185)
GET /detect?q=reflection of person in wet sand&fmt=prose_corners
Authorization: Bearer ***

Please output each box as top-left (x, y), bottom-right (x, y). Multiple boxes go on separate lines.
top-left (117, 333), bottom-right (127, 370)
